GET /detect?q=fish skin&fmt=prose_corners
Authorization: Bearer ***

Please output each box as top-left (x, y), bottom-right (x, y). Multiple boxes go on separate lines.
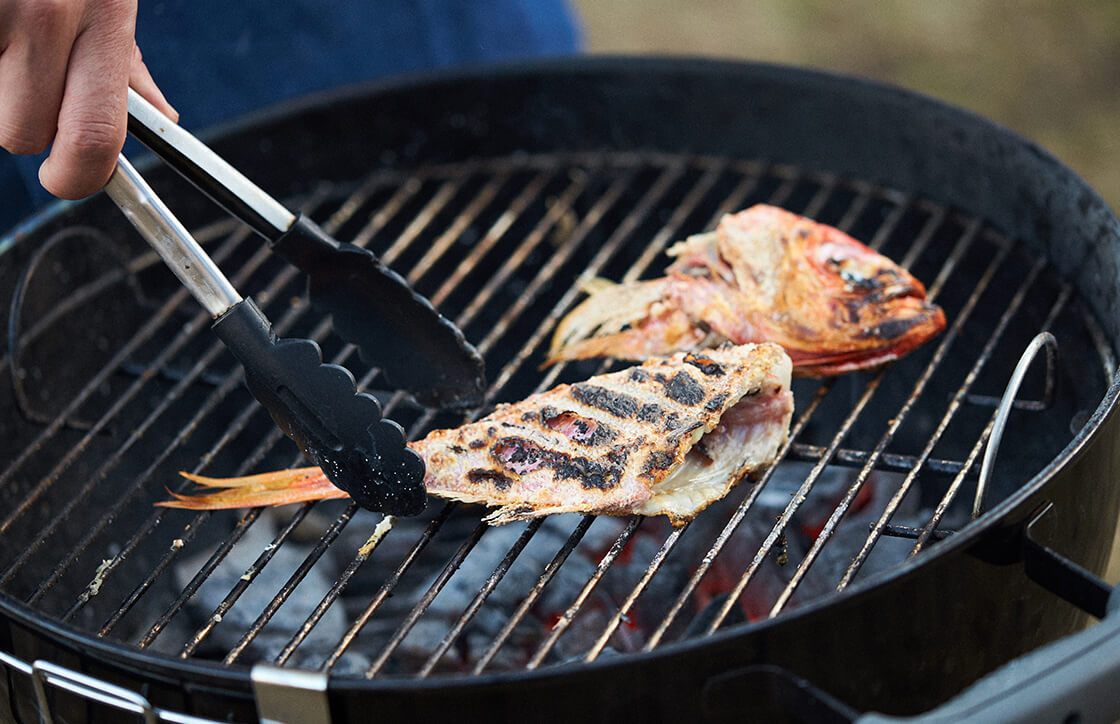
top-left (160, 344), bottom-right (794, 525)
top-left (548, 204), bottom-right (946, 376)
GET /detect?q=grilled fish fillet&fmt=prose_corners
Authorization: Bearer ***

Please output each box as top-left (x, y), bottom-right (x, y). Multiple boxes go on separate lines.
top-left (549, 204), bottom-right (946, 376)
top-left (161, 344), bottom-right (794, 526)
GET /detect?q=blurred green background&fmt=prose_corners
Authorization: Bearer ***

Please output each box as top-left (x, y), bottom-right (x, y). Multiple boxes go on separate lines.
top-left (573, 1), bottom-right (1120, 213)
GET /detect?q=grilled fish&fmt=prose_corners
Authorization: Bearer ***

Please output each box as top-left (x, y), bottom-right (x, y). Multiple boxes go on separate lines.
top-left (549, 204), bottom-right (946, 376)
top-left (161, 343), bottom-right (794, 526)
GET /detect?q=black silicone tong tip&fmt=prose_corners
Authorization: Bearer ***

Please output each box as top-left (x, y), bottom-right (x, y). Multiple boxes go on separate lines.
top-left (272, 216), bottom-right (486, 409)
top-left (213, 299), bottom-right (427, 515)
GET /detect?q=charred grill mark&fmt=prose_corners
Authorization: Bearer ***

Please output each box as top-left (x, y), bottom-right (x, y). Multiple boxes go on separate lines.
top-left (639, 402), bottom-right (666, 424)
top-left (468, 468), bottom-right (514, 491)
top-left (704, 392), bottom-right (729, 412)
top-left (859, 316), bottom-right (922, 340)
top-left (543, 410), bottom-right (617, 446)
top-left (491, 436), bottom-right (626, 490)
top-left (643, 449), bottom-right (676, 475)
top-left (520, 411), bottom-right (539, 423)
top-left (684, 352), bottom-right (725, 376)
top-left (468, 439), bottom-right (487, 450)
top-left (628, 368), bottom-right (651, 384)
top-left (449, 444), bottom-right (467, 454)
top-left (664, 412), bottom-right (681, 432)
top-left (571, 383), bottom-right (639, 418)
top-left (558, 451), bottom-right (626, 491)
top-left (660, 370), bottom-right (705, 406)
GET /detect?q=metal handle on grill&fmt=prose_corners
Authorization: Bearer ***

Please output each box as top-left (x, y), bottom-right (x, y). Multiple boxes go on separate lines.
top-left (105, 155), bottom-right (427, 515)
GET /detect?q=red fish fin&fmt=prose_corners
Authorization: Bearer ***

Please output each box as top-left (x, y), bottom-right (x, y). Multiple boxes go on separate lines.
top-left (157, 467), bottom-right (347, 510)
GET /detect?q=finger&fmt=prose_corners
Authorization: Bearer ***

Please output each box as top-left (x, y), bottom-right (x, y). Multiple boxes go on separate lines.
top-left (128, 43), bottom-right (178, 122)
top-left (38, 1), bottom-right (136, 199)
top-left (0, 2), bottom-right (82, 154)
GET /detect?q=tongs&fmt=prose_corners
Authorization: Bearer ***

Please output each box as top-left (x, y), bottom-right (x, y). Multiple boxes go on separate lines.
top-left (124, 89), bottom-right (485, 410)
top-left (104, 92), bottom-right (485, 516)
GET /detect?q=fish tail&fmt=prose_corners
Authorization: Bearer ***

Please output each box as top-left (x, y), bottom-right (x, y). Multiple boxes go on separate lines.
top-left (157, 467), bottom-right (348, 509)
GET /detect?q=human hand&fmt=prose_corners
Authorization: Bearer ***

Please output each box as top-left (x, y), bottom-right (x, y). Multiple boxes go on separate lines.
top-left (0, 0), bottom-right (178, 200)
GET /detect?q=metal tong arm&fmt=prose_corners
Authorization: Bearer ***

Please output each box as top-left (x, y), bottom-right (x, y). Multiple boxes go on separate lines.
top-left (126, 88), bottom-right (294, 239)
top-left (105, 155), bottom-right (241, 316)
top-left (104, 155), bottom-right (426, 515)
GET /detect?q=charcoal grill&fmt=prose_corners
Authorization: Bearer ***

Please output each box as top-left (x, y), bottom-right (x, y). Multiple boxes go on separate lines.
top-left (1, 58), bottom-right (1119, 722)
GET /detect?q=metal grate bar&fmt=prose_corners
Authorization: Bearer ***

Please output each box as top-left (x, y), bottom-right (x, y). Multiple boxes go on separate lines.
top-left (773, 235), bottom-right (1020, 608)
top-left (832, 254), bottom-right (1045, 588)
top-left (224, 501), bottom-right (361, 665)
top-left (525, 515), bottom-right (644, 669)
top-left (417, 518), bottom-right (545, 677)
top-left (365, 520), bottom-right (491, 676)
top-left (426, 171), bottom-right (556, 308)
top-left (358, 161), bottom-right (695, 673)
top-left (272, 513), bottom-right (396, 666)
top-left (403, 173), bottom-right (510, 285)
top-left (180, 502), bottom-right (316, 658)
top-left (583, 523), bottom-right (688, 662)
top-left (379, 179), bottom-right (465, 263)
top-left (471, 515), bottom-right (595, 674)
top-left (788, 442), bottom-right (974, 477)
top-left (909, 282), bottom-right (1074, 555)
top-left (479, 161), bottom-right (683, 395)
top-left (130, 511), bottom-right (261, 646)
top-left (641, 382), bottom-right (829, 650)
top-left (704, 206), bottom-right (979, 631)
top-left (0, 225), bottom-right (263, 587)
top-left (322, 503), bottom-right (457, 671)
top-left (346, 172), bottom-right (428, 251)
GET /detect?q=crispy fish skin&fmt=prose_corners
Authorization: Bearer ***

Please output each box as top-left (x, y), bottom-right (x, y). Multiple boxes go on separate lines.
top-left (160, 344), bottom-right (794, 526)
top-left (421, 343), bottom-right (792, 525)
top-left (549, 204), bottom-right (946, 376)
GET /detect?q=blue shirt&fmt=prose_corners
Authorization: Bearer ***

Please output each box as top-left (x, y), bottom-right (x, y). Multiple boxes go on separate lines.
top-left (0, 0), bottom-right (581, 229)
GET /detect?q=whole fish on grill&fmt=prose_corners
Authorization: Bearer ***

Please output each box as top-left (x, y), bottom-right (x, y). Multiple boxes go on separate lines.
top-left (159, 343), bottom-right (794, 526)
top-left (548, 204), bottom-right (946, 377)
